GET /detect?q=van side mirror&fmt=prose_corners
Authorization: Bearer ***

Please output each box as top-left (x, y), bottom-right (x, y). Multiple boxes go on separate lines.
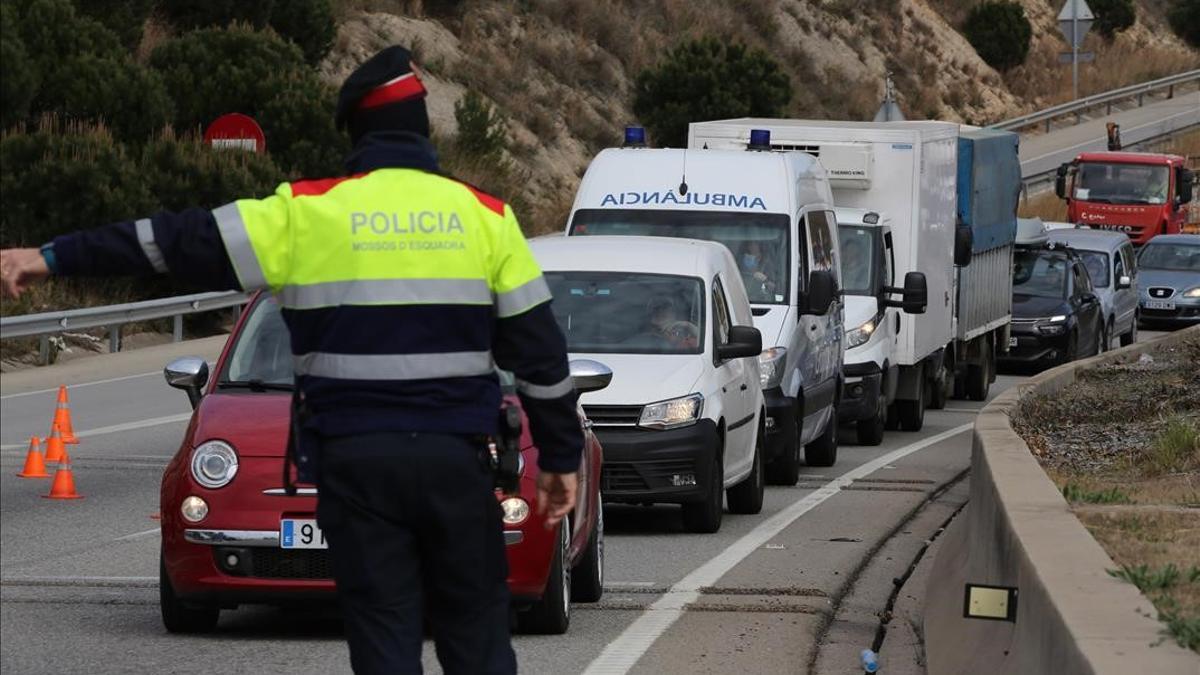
top-left (569, 359), bottom-right (613, 394)
top-left (165, 356), bottom-right (209, 409)
top-left (716, 325), bottom-right (762, 360)
top-left (1180, 168), bottom-right (1195, 204)
top-left (954, 225), bottom-right (973, 267)
top-left (1116, 275), bottom-right (1132, 290)
top-left (883, 272), bottom-right (927, 314)
top-left (801, 270), bottom-right (837, 315)
top-left (1055, 163), bottom-right (1070, 200)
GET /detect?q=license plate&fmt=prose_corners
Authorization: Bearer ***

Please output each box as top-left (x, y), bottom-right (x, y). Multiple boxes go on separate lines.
top-left (1145, 300), bottom-right (1175, 310)
top-left (280, 519), bottom-right (327, 549)
top-left (1008, 337), bottom-right (1018, 348)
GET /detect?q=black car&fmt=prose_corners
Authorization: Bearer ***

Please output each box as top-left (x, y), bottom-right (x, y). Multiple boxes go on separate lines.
top-left (1001, 242), bottom-right (1104, 367)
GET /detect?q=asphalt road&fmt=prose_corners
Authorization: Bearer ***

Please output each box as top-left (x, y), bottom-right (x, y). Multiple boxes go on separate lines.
top-left (0, 329), bottom-right (1169, 674)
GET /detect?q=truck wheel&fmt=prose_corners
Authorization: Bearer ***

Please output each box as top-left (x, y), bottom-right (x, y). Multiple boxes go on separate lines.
top-left (571, 506), bottom-right (604, 603)
top-left (160, 554), bottom-right (219, 634)
top-left (682, 448), bottom-right (723, 533)
top-left (727, 429), bottom-right (764, 514)
top-left (804, 408), bottom-right (838, 467)
top-left (895, 385), bottom-right (926, 431)
top-left (518, 520), bottom-right (571, 634)
top-left (1120, 314), bottom-right (1138, 347)
top-left (766, 406), bottom-right (801, 486)
top-left (856, 396), bottom-right (885, 446)
top-left (966, 343), bottom-right (992, 401)
top-left (928, 359), bottom-right (949, 410)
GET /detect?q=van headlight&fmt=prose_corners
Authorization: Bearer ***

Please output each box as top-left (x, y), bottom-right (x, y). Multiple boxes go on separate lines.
top-left (639, 393), bottom-right (704, 430)
top-left (191, 441), bottom-right (238, 489)
top-left (759, 347), bottom-right (788, 389)
top-left (846, 318), bottom-right (877, 348)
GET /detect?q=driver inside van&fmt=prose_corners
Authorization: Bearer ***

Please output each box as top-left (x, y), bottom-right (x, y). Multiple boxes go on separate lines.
top-left (646, 296), bottom-right (699, 350)
top-left (739, 240), bottom-right (777, 300)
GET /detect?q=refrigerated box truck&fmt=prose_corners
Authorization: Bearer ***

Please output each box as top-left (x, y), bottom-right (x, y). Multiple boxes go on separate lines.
top-left (688, 120), bottom-right (1018, 435)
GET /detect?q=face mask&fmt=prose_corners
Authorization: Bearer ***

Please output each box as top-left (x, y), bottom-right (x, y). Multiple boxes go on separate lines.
top-left (742, 253), bottom-right (759, 268)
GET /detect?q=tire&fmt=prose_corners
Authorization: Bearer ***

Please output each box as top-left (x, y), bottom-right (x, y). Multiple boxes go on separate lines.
top-left (966, 341), bottom-right (991, 402)
top-left (804, 407), bottom-right (838, 467)
top-left (727, 427), bottom-right (764, 515)
top-left (766, 404), bottom-right (801, 486)
top-left (1099, 320), bottom-right (1112, 355)
top-left (895, 384), bottom-right (926, 432)
top-left (160, 554), bottom-right (219, 634)
top-left (856, 395), bottom-right (886, 446)
top-left (1063, 329), bottom-right (1079, 364)
top-left (570, 505), bottom-right (604, 603)
top-left (1120, 313), bottom-right (1138, 347)
top-left (682, 446), bottom-right (723, 533)
top-left (518, 519), bottom-right (571, 634)
top-left (927, 358), bottom-right (949, 410)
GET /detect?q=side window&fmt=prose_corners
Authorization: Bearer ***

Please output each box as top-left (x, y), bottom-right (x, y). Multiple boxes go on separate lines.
top-left (1073, 263), bottom-right (1092, 295)
top-left (1113, 248), bottom-right (1126, 282)
top-left (806, 210), bottom-right (838, 283)
top-left (1122, 245), bottom-right (1136, 275)
top-left (712, 277), bottom-right (731, 346)
top-left (883, 231), bottom-right (895, 288)
top-left (796, 214), bottom-right (810, 289)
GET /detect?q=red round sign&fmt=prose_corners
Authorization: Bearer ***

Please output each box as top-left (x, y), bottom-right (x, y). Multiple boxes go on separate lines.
top-left (203, 113), bottom-right (266, 153)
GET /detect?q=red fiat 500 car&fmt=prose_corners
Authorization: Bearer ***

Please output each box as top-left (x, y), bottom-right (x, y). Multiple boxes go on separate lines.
top-left (158, 293), bottom-right (609, 635)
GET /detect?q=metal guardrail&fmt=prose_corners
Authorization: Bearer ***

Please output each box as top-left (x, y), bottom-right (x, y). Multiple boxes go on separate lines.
top-left (0, 291), bottom-right (247, 363)
top-left (991, 69), bottom-right (1199, 133)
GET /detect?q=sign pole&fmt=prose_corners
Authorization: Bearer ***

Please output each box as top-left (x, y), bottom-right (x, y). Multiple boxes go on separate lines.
top-left (1071, 4), bottom-right (1079, 100)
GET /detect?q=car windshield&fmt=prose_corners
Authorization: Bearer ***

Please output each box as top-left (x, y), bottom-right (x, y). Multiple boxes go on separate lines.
top-left (1138, 242), bottom-right (1200, 272)
top-left (220, 296), bottom-right (294, 386)
top-left (570, 209), bottom-right (790, 305)
top-left (1076, 250), bottom-right (1110, 288)
top-left (544, 271), bottom-right (705, 355)
top-left (837, 225), bottom-right (876, 295)
top-left (1076, 162), bottom-right (1170, 205)
top-left (1013, 250), bottom-right (1069, 299)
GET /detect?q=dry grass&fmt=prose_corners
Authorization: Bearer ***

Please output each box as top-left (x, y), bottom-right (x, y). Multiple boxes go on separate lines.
top-left (1019, 190), bottom-right (1069, 221)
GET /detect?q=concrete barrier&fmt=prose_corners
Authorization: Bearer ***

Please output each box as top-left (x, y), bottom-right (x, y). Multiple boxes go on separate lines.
top-left (924, 326), bottom-right (1200, 674)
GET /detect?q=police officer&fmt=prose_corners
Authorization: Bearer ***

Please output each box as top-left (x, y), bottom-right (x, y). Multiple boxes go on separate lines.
top-left (0, 46), bottom-right (582, 675)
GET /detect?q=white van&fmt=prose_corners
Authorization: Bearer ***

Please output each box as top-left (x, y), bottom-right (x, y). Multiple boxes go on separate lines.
top-left (564, 136), bottom-right (844, 487)
top-left (530, 236), bottom-right (765, 534)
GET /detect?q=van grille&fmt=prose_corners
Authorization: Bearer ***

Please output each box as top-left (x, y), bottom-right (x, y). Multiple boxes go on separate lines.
top-left (583, 405), bottom-right (643, 428)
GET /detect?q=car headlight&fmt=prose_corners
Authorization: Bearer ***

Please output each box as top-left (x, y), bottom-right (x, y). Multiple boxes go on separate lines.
top-left (639, 393), bottom-right (704, 430)
top-left (846, 318), bottom-right (877, 349)
top-left (758, 347), bottom-right (788, 389)
top-left (1035, 315), bottom-right (1069, 335)
top-left (1184, 287), bottom-right (1200, 299)
top-left (500, 497), bottom-right (530, 525)
top-left (190, 440), bottom-right (238, 489)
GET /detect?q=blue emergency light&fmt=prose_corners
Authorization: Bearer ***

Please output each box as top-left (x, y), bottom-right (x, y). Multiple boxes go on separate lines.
top-left (623, 126), bottom-right (647, 148)
top-left (748, 129), bottom-right (771, 151)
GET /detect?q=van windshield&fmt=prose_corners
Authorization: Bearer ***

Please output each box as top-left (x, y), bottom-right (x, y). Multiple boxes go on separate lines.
top-left (570, 209), bottom-right (790, 305)
top-left (544, 271), bottom-right (705, 355)
top-left (1012, 250), bottom-right (1069, 299)
top-left (837, 225), bottom-right (878, 295)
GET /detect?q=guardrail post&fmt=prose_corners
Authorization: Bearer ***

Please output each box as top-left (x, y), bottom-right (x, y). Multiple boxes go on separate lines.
top-left (173, 315), bottom-right (183, 342)
top-left (108, 324), bottom-right (121, 353)
top-left (38, 335), bottom-right (50, 365)
top-left (1138, 92), bottom-right (1145, 107)
top-left (1074, 111), bottom-right (1081, 125)
top-left (1167, 84), bottom-right (1174, 99)
top-left (1045, 119), bottom-right (1052, 133)
top-left (1106, 101), bottom-right (1112, 115)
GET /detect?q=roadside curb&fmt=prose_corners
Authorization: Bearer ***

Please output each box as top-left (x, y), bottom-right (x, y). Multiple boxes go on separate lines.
top-left (923, 325), bottom-right (1200, 674)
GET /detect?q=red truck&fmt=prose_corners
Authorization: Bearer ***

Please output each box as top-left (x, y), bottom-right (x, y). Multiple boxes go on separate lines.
top-left (1055, 152), bottom-right (1195, 245)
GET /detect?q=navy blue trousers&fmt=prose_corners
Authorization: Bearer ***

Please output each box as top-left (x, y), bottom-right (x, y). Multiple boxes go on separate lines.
top-left (315, 432), bottom-right (517, 675)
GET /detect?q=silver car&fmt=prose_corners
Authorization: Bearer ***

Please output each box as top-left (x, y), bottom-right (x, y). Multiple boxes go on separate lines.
top-left (1048, 229), bottom-right (1139, 349)
top-left (1137, 234), bottom-right (1200, 327)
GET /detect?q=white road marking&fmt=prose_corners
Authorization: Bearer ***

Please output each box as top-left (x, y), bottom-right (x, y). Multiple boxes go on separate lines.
top-left (0, 413), bottom-right (192, 450)
top-left (941, 408), bottom-right (981, 413)
top-left (0, 371), bottom-right (161, 400)
top-left (0, 575), bottom-right (157, 586)
top-left (606, 581), bottom-right (659, 589)
top-left (582, 423), bottom-right (973, 675)
top-left (113, 528), bottom-right (161, 542)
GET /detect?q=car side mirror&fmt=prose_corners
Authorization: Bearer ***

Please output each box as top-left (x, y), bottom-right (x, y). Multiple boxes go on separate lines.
top-left (884, 272), bottom-right (928, 314)
top-left (716, 325), bottom-right (762, 360)
top-left (1180, 168), bottom-right (1195, 204)
top-left (165, 356), bottom-right (209, 409)
top-left (801, 270), bottom-right (837, 315)
top-left (569, 359), bottom-right (613, 394)
top-left (1055, 163), bottom-right (1070, 200)
top-left (1080, 293), bottom-right (1098, 305)
top-left (954, 225), bottom-right (973, 267)
top-left (1116, 275), bottom-right (1132, 290)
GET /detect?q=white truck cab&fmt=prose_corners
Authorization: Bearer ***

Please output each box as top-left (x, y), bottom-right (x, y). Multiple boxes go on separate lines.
top-left (530, 236), bottom-right (766, 534)
top-left (564, 132), bottom-right (845, 486)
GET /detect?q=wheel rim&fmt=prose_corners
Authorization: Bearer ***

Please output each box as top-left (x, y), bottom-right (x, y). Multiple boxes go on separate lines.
top-left (595, 505), bottom-right (604, 591)
top-left (561, 521), bottom-right (571, 617)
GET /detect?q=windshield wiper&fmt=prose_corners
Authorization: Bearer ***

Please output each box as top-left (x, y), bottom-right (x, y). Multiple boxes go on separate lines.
top-left (219, 379), bottom-right (293, 392)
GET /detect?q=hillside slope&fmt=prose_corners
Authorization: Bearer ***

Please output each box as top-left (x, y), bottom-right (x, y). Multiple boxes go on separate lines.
top-left (333, 1), bottom-right (1196, 231)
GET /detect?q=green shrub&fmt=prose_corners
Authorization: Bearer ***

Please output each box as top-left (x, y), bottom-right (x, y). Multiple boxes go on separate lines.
top-left (1143, 415), bottom-right (1200, 475)
top-left (158, 0), bottom-right (335, 64)
top-left (1169, 0), bottom-right (1200, 49)
top-left (454, 91), bottom-right (508, 162)
top-left (633, 37), bottom-right (791, 148)
top-left (157, 0), bottom-right (274, 32)
top-left (140, 131), bottom-right (285, 211)
top-left (963, 1), bottom-right (1032, 72)
top-left (0, 120), bottom-right (154, 246)
top-left (256, 73), bottom-right (345, 177)
top-left (1089, 0), bottom-right (1136, 40)
top-left (38, 53), bottom-right (173, 142)
top-left (267, 0), bottom-right (336, 65)
top-left (71, 0), bottom-right (154, 50)
top-left (0, 4), bottom-right (39, 129)
top-left (1061, 482), bottom-right (1131, 504)
top-left (16, 0), bottom-right (123, 78)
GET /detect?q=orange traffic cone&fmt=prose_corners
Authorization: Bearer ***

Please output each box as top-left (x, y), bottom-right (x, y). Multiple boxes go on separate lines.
top-left (43, 451), bottom-right (83, 500)
top-left (44, 424), bottom-right (67, 463)
top-left (16, 437), bottom-right (50, 478)
top-left (52, 385), bottom-right (78, 444)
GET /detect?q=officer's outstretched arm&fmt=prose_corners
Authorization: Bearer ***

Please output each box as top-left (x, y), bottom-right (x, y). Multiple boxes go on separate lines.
top-left (489, 214), bottom-right (584, 475)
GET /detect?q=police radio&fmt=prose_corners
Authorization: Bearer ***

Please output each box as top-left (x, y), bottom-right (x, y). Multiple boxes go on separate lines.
top-left (490, 405), bottom-right (522, 495)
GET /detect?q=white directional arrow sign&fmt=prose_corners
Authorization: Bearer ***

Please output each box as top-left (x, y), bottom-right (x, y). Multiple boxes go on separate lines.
top-left (1057, 0), bottom-right (1094, 48)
